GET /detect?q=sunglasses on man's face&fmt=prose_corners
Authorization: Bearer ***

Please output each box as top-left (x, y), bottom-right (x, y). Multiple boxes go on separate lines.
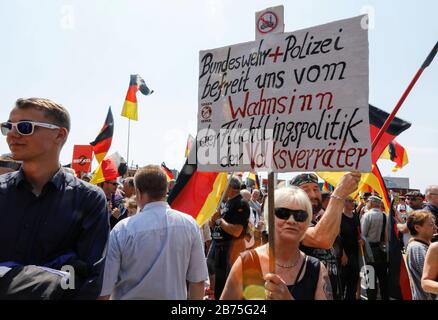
top-left (105, 181), bottom-right (118, 186)
top-left (1, 121), bottom-right (61, 136)
top-left (274, 208), bottom-right (308, 222)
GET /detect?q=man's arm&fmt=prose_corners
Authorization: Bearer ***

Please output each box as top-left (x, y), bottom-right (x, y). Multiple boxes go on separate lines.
top-left (186, 222), bottom-right (209, 300)
top-left (302, 172), bottom-right (361, 249)
top-left (397, 223), bottom-right (409, 234)
top-left (98, 228), bottom-right (123, 300)
top-left (218, 219), bottom-right (244, 238)
top-left (75, 188), bottom-right (110, 299)
top-left (314, 264), bottom-right (333, 300)
top-left (188, 281), bottom-right (206, 300)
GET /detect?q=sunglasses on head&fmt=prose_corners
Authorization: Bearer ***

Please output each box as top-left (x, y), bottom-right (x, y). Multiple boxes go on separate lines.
top-left (274, 207), bottom-right (308, 222)
top-left (1, 121), bottom-right (61, 136)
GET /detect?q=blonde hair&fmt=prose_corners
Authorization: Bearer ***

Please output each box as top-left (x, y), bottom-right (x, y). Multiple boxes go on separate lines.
top-left (263, 186), bottom-right (313, 227)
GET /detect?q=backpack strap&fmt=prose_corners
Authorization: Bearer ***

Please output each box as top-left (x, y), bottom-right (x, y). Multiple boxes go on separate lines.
top-left (380, 213), bottom-right (387, 243)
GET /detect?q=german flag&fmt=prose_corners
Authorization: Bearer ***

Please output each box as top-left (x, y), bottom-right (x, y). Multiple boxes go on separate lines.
top-left (322, 181), bottom-right (331, 192)
top-left (161, 162), bottom-right (174, 182)
top-left (121, 74), bottom-right (153, 121)
top-left (167, 161), bottom-right (228, 226)
top-left (380, 140), bottom-right (409, 172)
top-left (362, 164), bottom-right (390, 211)
top-left (185, 134), bottom-right (195, 158)
top-left (369, 104), bottom-right (411, 163)
top-left (90, 107), bottom-right (114, 164)
top-left (248, 172), bottom-right (260, 189)
top-left (90, 152), bottom-right (127, 185)
top-left (317, 163), bottom-right (390, 212)
top-left (388, 197), bottom-right (412, 300)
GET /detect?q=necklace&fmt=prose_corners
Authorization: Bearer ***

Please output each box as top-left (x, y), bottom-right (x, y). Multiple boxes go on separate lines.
top-left (275, 254), bottom-right (300, 268)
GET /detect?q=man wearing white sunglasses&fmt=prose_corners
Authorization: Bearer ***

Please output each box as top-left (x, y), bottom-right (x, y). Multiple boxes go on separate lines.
top-left (0, 98), bottom-right (109, 299)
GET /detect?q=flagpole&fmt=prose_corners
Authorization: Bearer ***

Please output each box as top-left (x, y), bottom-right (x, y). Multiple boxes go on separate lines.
top-left (372, 41), bottom-right (438, 151)
top-left (127, 119), bottom-right (131, 172)
top-left (359, 243), bottom-right (369, 300)
top-left (268, 171), bottom-right (275, 274)
top-left (215, 173), bottom-right (233, 212)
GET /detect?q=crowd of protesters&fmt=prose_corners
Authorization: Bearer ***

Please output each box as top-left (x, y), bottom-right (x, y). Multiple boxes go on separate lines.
top-left (0, 97), bottom-right (437, 300)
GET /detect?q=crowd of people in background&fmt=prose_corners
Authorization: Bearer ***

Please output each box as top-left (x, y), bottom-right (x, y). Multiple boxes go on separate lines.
top-left (0, 97), bottom-right (437, 300)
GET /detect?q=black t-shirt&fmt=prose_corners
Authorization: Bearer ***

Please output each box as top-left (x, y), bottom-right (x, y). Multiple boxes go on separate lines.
top-left (212, 194), bottom-right (250, 242)
top-left (340, 212), bottom-right (360, 258)
top-left (300, 221), bottom-right (342, 300)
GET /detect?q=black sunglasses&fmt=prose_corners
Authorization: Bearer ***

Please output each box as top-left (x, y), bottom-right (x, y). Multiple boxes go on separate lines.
top-left (105, 181), bottom-right (118, 186)
top-left (274, 208), bottom-right (308, 222)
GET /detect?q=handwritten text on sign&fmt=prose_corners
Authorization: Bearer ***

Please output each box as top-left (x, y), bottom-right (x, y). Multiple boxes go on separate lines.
top-left (197, 15), bottom-right (370, 173)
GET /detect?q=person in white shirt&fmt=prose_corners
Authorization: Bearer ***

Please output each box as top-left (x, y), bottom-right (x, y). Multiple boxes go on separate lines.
top-left (99, 165), bottom-right (208, 300)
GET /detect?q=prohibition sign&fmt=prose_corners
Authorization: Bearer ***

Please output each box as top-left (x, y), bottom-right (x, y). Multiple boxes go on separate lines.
top-left (257, 11), bottom-right (278, 34)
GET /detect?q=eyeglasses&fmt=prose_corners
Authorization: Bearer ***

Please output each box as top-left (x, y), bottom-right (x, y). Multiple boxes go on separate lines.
top-left (274, 208), bottom-right (308, 222)
top-left (407, 197), bottom-right (422, 201)
top-left (105, 181), bottom-right (118, 186)
top-left (1, 121), bottom-right (61, 136)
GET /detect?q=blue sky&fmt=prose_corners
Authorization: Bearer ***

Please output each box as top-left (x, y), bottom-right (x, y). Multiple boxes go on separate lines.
top-left (0, 0), bottom-right (437, 191)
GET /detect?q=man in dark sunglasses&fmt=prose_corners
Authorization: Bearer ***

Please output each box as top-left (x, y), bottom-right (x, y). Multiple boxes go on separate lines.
top-left (290, 171), bottom-right (361, 300)
top-left (99, 179), bottom-right (126, 229)
top-left (406, 191), bottom-right (425, 211)
top-left (0, 98), bottom-right (109, 299)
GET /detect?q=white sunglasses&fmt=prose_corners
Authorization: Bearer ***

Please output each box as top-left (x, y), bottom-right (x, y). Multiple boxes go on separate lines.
top-left (1, 121), bottom-right (61, 136)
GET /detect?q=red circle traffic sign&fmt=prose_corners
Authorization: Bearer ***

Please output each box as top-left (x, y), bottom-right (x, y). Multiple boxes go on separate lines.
top-left (257, 11), bottom-right (278, 34)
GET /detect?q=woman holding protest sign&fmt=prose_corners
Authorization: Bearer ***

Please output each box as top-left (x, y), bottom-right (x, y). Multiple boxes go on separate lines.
top-left (220, 186), bottom-right (332, 300)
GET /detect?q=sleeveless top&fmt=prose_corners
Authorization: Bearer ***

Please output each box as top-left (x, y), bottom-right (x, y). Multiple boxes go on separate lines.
top-left (241, 249), bottom-right (321, 300)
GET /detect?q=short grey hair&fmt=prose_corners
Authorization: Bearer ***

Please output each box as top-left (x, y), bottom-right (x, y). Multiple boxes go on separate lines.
top-left (263, 186), bottom-right (313, 229)
top-left (425, 185), bottom-right (438, 199)
top-left (240, 189), bottom-right (251, 201)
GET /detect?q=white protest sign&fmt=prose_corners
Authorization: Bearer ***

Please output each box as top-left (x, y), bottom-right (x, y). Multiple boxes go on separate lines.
top-left (196, 15), bottom-right (371, 173)
top-left (255, 5), bottom-right (284, 40)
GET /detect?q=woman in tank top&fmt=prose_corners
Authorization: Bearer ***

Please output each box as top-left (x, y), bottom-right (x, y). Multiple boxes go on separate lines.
top-left (220, 186), bottom-right (332, 300)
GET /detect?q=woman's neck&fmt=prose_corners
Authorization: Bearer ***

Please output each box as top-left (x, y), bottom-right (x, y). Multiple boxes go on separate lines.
top-left (271, 241), bottom-right (301, 266)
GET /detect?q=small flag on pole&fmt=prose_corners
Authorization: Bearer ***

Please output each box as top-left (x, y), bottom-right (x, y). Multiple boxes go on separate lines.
top-left (90, 107), bottom-right (114, 164)
top-left (168, 161), bottom-right (228, 226)
top-left (161, 162), bottom-right (174, 182)
top-left (380, 140), bottom-right (409, 172)
top-left (369, 104), bottom-right (411, 162)
top-left (185, 134), bottom-right (195, 158)
top-left (248, 172), bottom-right (260, 189)
top-left (121, 74), bottom-right (153, 121)
top-left (90, 152), bottom-right (127, 185)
